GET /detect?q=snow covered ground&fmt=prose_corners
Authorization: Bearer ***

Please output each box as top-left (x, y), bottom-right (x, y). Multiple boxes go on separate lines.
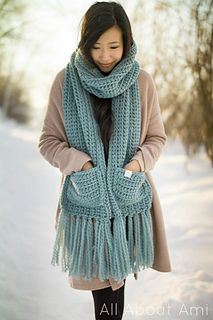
top-left (0, 115), bottom-right (212, 320)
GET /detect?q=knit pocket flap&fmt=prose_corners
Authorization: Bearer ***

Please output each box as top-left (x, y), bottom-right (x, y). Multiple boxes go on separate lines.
top-left (112, 167), bottom-right (151, 206)
top-left (67, 166), bottom-right (104, 208)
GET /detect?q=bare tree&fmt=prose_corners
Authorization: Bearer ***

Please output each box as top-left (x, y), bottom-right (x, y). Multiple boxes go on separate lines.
top-left (132, 0), bottom-right (213, 165)
top-left (186, 0), bottom-right (213, 163)
top-left (0, 0), bottom-right (31, 123)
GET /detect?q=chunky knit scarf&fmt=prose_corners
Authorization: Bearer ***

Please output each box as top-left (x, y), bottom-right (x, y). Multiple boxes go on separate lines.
top-left (51, 41), bottom-right (154, 283)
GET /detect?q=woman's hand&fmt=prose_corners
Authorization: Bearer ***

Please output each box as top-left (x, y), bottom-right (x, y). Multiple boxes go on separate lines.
top-left (81, 160), bottom-right (94, 171)
top-left (82, 160), bottom-right (141, 172)
top-left (123, 159), bottom-right (141, 172)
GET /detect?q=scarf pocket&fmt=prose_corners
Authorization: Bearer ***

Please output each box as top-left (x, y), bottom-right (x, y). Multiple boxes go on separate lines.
top-left (67, 166), bottom-right (104, 208)
top-left (112, 167), bottom-right (152, 206)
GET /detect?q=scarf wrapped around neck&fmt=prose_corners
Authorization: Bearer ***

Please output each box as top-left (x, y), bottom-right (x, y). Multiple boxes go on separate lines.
top-left (51, 41), bottom-right (154, 283)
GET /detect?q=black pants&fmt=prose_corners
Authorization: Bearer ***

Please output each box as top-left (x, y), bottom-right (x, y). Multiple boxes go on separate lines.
top-left (91, 279), bottom-right (126, 320)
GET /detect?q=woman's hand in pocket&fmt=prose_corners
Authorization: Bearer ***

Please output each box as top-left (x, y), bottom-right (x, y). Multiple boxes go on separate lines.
top-left (81, 160), bottom-right (94, 171)
top-left (123, 159), bottom-right (141, 172)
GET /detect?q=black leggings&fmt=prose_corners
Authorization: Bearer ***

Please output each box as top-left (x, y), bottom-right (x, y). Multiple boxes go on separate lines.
top-left (91, 279), bottom-right (126, 320)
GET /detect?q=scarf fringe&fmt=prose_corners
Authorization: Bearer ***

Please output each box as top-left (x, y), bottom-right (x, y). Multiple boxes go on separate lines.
top-left (51, 209), bottom-right (154, 282)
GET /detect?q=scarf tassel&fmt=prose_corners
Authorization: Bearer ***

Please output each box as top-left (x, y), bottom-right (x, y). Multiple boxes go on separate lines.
top-left (51, 209), bottom-right (154, 282)
top-left (131, 210), bottom-right (154, 272)
top-left (112, 215), bottom-right (131, 281)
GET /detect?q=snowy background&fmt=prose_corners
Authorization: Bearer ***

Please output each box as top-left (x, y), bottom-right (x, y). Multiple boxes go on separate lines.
top-left (0, 112), bottom-right (212, 320)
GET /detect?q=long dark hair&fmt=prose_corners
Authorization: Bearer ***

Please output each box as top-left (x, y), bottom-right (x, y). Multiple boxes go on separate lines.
top-left (78, 1), bottom-right (133, 162)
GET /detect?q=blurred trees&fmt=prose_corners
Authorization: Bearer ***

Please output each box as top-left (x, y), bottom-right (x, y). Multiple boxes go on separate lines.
top-left (0, 0), bottom-right (31, 123)
top-left (133, 0), bottom-right (213, 165)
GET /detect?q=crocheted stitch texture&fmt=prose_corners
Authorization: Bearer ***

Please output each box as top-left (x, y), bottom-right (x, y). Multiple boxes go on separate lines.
top-left (51, 41), bottom-right (154, 282)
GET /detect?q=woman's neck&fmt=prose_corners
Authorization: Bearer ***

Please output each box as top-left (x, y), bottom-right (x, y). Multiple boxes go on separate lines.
top-left (100, 70), bottom-right (111, 76)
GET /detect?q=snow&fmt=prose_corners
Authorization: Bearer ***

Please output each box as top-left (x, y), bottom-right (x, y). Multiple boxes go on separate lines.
top-left (0, 115), bottom-right (212, 320)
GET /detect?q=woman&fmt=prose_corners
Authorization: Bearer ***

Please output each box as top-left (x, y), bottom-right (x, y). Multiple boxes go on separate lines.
top-left (38, 2), bottom-right (172, 319)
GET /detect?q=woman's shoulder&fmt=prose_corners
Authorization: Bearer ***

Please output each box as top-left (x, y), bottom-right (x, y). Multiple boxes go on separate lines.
top-left (53, 67), bottom-right (66, 85)
top-left (138, 68), bottom-right (157, 94)
top-left (138, 68), bottom-right (155, 85)
top-left (48, 67), bottom-right (66, 97)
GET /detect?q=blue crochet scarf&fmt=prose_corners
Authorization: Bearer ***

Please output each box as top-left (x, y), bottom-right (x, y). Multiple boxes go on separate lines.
top-left (51, 41), bottom-right (154, 283)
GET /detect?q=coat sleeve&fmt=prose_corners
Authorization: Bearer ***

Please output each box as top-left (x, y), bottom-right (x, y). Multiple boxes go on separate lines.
top-left (38, 70), bottom-right (92, 175)
top-left (131, 71), bottom-right (167, 172)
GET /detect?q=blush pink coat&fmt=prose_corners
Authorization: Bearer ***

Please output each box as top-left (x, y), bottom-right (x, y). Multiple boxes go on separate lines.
top-left (38, 68), bottom-right (172, 291)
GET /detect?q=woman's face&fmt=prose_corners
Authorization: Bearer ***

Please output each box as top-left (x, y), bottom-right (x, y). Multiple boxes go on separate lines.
top-left (90, 25), bottom-right (124, 73)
